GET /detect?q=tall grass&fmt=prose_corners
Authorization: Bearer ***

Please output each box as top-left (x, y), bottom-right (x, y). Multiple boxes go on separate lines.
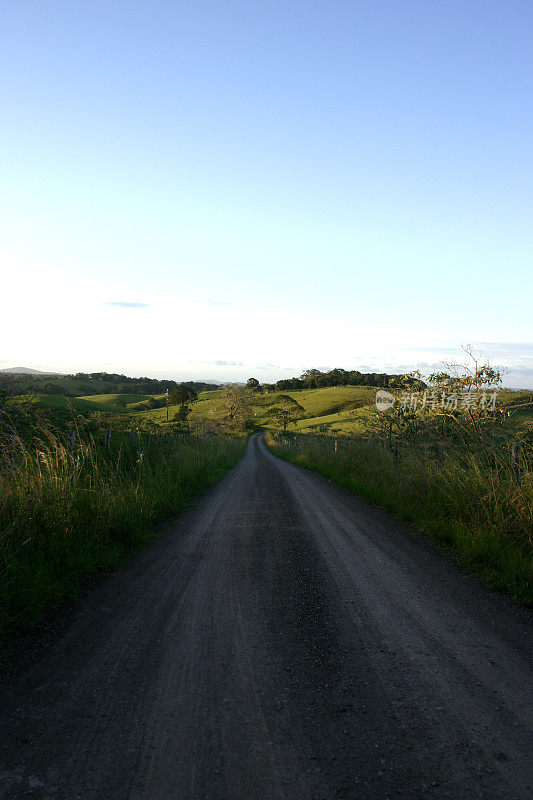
top-left (267, 433), bottom-right (533, 606)
top-left (0, 423), bottom-right (245, 644)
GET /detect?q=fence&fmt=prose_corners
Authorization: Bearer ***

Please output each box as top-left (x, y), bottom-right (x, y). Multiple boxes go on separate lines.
top-left (271, 431), bottom-right (527, 485)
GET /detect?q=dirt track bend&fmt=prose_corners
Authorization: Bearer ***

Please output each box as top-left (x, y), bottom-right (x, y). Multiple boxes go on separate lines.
top-left (0, 432), bottom-right (531, 800)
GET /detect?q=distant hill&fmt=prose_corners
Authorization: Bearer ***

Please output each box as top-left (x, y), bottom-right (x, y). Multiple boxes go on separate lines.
top-left (0, 366), bottom-right (63, 375)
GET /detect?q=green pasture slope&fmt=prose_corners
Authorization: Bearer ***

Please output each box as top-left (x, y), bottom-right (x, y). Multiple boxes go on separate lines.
top-left (77, 393), bottom-right (159, 407)
top-left (29, 394), bottom-right (131, 415)
top-left (28, 385), bottom-right (532, 438)
top-left (136, 386), bottom-right (378, 430)
top-left (29, 393), bottom-right (165, 416)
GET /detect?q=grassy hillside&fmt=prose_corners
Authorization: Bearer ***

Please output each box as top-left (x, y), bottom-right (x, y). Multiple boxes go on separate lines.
top-left (26, 385), bottom-right (533, 439)
top-left (77, 393), bottom-right (159, 407)
top-left (28, 394), bottom-right (131, 415)
top-left (135, 386), bottom-right (378, 429)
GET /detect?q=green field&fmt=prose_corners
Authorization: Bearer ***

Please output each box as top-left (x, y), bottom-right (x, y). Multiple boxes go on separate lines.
top-left (77, 393), bottom-right (163, 411)
top-left (28, 394), bottom-right (131, 415)
top-left (26, 385), bottom-right (378, 431)
top-left (135, 385), bottom-right (379, 429)
top-left (27, 385), bottom-right (533, 438)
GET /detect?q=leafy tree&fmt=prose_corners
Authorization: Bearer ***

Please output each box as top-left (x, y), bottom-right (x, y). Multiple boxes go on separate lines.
top-left (275, 378), bottom-right (304, 391)
top-left (170, 385), bottom-right (197, 404)
top-left (425, 345), bottom-right (507, 450)
top-left (268, 394), bottom-right (304, 431)
top-left (246, 377), bottom-right (260, 393)
top-left (223, 385), bottom-right (252, 428)
top-left (300, 369), bottom-right (323, 388)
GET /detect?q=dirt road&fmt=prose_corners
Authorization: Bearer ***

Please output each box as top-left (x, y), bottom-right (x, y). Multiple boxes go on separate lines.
top-left (0, 433), bottom-right (531, 799)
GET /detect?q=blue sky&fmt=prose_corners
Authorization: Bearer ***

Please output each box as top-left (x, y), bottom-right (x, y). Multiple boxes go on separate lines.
top-left (1, 1), bottom-right (532, 386)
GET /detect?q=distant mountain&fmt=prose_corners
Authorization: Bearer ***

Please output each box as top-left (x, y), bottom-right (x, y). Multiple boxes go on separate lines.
top-left (0, 366), bottom-right (63, 375)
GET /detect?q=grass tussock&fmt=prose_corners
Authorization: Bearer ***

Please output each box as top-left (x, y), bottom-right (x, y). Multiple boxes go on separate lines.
top-left (0, 425), bottom-right (245, 645)
top-left (266, 433), bottom-right (533, 606)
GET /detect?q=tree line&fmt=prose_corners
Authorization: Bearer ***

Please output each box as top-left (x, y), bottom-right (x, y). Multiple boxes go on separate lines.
top-left (250, 367), bottom-right (424, 393)
top-left (24, 373), bottom-right (220, 397)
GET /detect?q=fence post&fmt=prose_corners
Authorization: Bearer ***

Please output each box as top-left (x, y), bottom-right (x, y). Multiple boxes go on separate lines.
top-left (393, 438), bottom-right (399, 462)
top-left (511, 441), bottom-right (521, 485)
top-left (105, 429), bottom-right (111, 450)
top-left (69, 430), bottom-right (76, 457)
top-left (146, 432), bottom-right (151, 448)
top-left (130, 429), bottom-right (136, 444)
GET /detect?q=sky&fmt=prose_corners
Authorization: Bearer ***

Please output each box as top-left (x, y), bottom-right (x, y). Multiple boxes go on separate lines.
top-left (1, 0), bottom-right (532, 387)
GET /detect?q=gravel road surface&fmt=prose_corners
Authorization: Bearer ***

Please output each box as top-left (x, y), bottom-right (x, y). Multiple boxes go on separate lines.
top-left (0, 432), bottom-right (531, 799)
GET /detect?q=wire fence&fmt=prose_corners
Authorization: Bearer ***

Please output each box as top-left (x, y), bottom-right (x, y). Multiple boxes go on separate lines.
top-left (271, 430), bottom-right (529, 486)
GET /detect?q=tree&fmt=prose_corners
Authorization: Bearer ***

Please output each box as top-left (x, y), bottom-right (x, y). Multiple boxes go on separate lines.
top-left (170, 384), bottom-right (197, 404)
top-left (246, 377), bottom-right (260, 393)
top-left (426, 345), bottom-right (507, 451)
top-left (300, 369), bottom-right (323, 388)
top-left (223, 385), bottom-right (252, 428)
top-left (268, 394), bottom-right (304, 431)
top-left (275, 378), bottom-right (304, 391)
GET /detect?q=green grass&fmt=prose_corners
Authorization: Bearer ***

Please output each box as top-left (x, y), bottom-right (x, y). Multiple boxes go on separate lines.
top-left (135, 385), bottom-right (378, 429)
top-left (77, 393), bottom-right (157, 406)
top-left (26, 386), bottom-right (533, 440)
top-left (0, 426), bottom-right (246, 650)
top-left (29, 394), bottom-right (132, 415)
top-left (29, 392), bottom-right (171, 418)
top-left (26, 385), bottom-right (378, 431)
top-left (266, 432), bottom-right (533, 606)
top-left (139, 385), bottom-right (533, 440)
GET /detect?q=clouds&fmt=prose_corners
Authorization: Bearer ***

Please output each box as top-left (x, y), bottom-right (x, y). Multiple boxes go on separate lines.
top-left (103, 301), bottom-right (150, 308)
top-left (503, 367), bottom-right (533, 387)
top-left (410, 342), bottom-right (533, 358)
top-left (474, 342), bottom-right (533, 358)
top-left (255, 363), bottom-right (295, 371)
top-left (214, 360), bottom-right (243, 366)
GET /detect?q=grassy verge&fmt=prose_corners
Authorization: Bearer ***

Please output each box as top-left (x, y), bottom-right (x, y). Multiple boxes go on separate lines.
top-left (0, 427), bottom-right (246, 648)
top-left (266, 432), bottom-right (533, 606)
